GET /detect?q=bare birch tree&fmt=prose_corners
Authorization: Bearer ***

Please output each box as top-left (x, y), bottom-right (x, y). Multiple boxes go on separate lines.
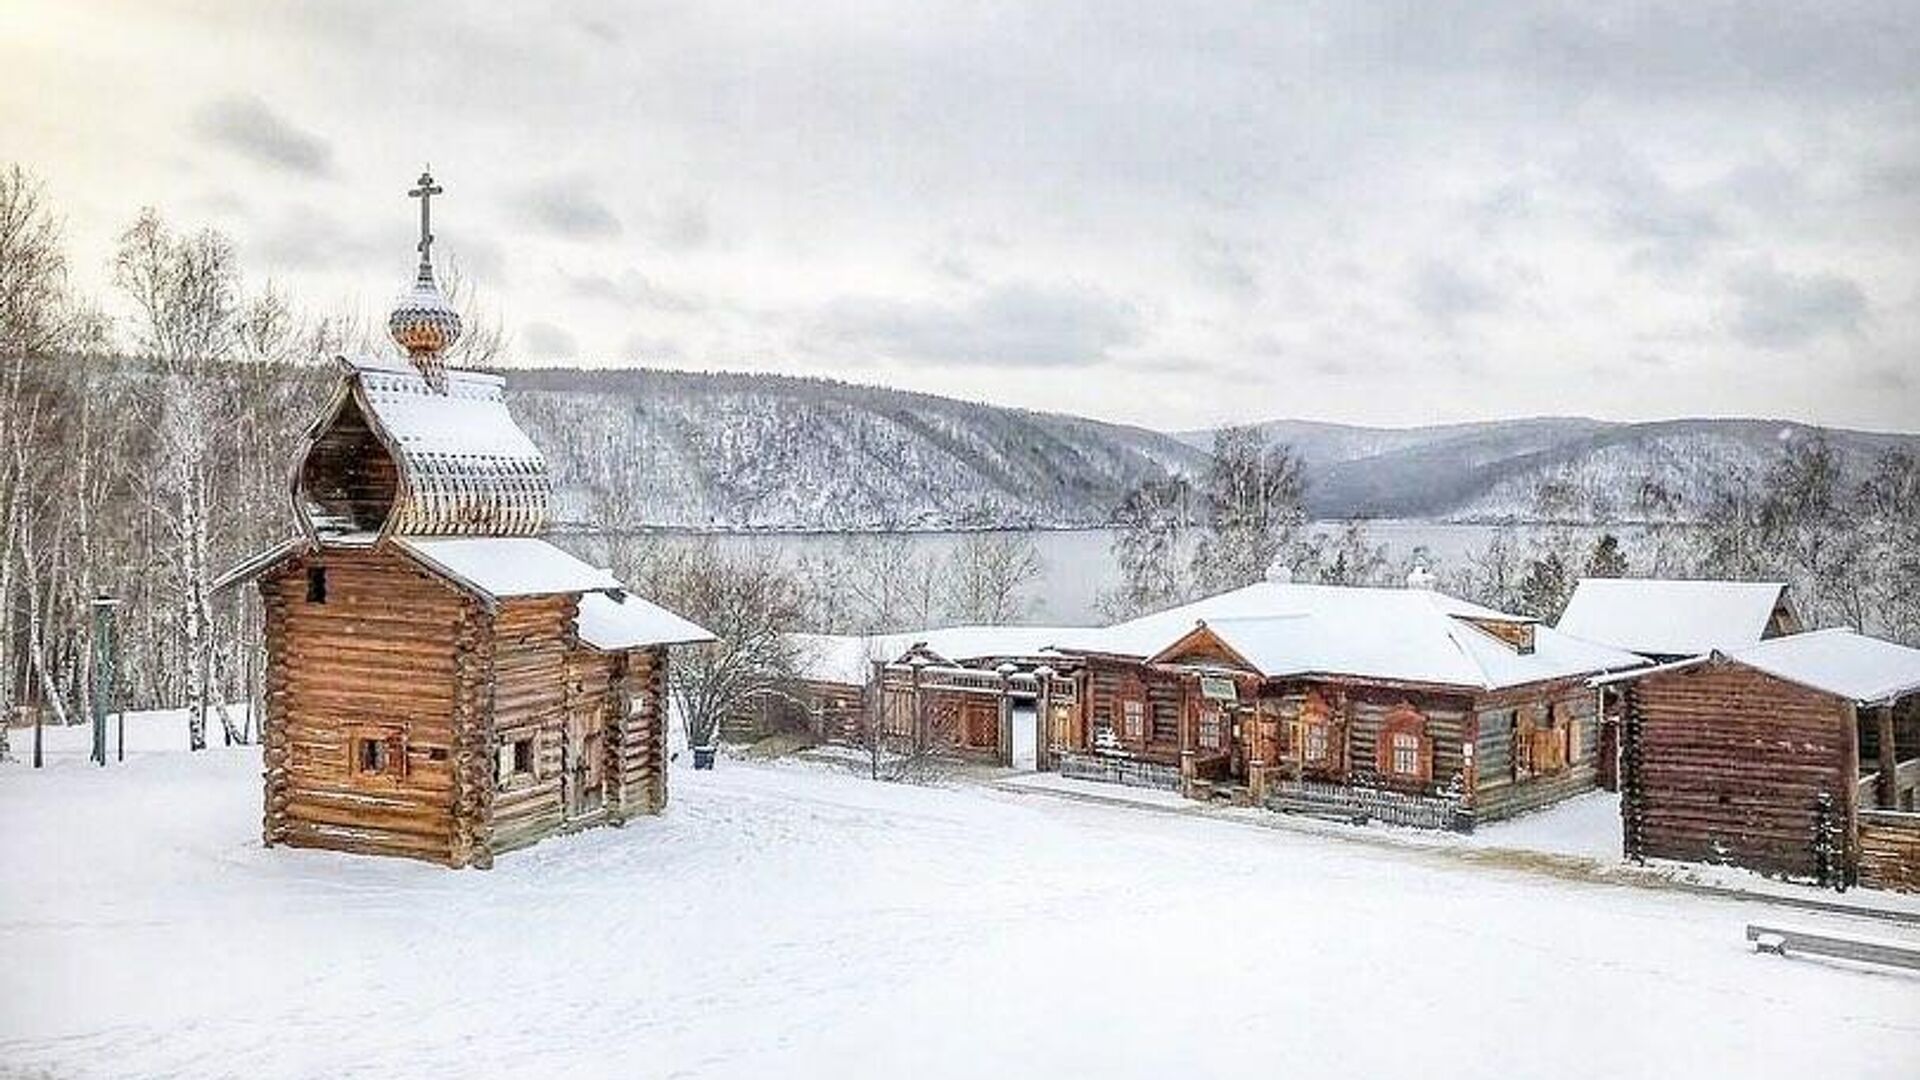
top-left (944, 532), bottom-right (1042, 624)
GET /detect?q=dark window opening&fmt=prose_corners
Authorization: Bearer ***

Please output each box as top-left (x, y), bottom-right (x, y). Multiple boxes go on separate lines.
top-left (306, 566), bottom-right (327, 604)
top-left (297, 395), bottom-right (399, 536)
top-left (427, 747), bottom-right (449, 762)
top-left (513, 738), bottom-right (535, 774)
top-left (356, 737), bottom-right (387, 775)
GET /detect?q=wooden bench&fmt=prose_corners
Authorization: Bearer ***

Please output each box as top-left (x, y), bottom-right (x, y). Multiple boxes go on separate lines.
top-left (1746, 924), bottom-right (1920, 971)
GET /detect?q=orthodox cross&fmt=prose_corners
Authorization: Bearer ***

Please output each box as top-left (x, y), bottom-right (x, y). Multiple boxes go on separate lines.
top-left (408, 169), bottom-right (443, 267)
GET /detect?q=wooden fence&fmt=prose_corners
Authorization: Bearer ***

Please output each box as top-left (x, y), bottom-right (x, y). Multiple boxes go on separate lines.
top-left (1057, 751), bottom-right (1181, 792)
top-left (1267, 778), bottom-right (1471, 832)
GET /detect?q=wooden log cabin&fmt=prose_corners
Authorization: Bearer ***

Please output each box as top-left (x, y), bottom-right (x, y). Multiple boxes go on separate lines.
top-left (1050, 570), bottom-right (1648, 829)
top-left (215, 173), bottom-right (712, 867)
top-left (1613, 629), bottom-right (1920, 892)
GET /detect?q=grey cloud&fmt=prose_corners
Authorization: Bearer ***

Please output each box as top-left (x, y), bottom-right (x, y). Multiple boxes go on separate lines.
top-left (519, 178), bottom-right (623, 239)
top-left (1564, 142), bottom-right (1726, 271)
top-left (563, 269), bottom-right (704, 313)
top-left (521, 320), bottom-right (580, 358)
top-left (1190, 231), bottom-right (1262, 301)
top-left (1408, 260), bottom-right (1502, 328)
top-left (622, 332), bottom-right (685, 363)
top-left (640, 200), bottom-right (711, 251)
top-left (255, 206), bottom-right (382, 271)
top-left (816, 281), bottom-right (1142, 369)
top-left (1724, 259), bottom-right (1869, 349)
top-left (1867, 365), bottom-right (1910, 392)
top-left (193, 95), bottom-right (333, 177)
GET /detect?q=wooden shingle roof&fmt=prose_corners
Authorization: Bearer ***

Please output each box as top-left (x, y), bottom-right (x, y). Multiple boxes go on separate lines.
top-left (293, 354), bottom-right (552, 541)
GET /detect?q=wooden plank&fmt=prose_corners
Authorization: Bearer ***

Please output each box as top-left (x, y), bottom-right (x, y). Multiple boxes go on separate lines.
top-left (1746, 924), bottom-right (1920, 970)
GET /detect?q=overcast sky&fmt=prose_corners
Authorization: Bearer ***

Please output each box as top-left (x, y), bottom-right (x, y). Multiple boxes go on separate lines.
top-left (4, 1), bottom-right (1916, 432)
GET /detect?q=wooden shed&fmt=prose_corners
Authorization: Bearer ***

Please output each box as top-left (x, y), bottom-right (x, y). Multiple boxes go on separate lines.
top-left (216, 174), bottom-right (712, 867)
top-left (1616, 629), bottom-right (1920, 891)
top-left (775, 628), bottom-right (1083, 770)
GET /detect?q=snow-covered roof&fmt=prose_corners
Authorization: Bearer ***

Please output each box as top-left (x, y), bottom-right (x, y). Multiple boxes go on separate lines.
top-left (343, 354), bottom-right (539, 460)
top-left (394, 537), bottom-right (620, 602)
top-left (790, 625), bottom-right (1093, 685)
top-left (1087, 581), bottom-right (1643, 691)
top-left (577, 590), bottom-right (715, 651)
top-left (1720, 629), bottom-right (1920, 706)
top-left (211, 536), bottom-right (311, 596)
top-left (1555, 577), bottom-right (1788, 657)
top-left (295, 354), bottom-right (552, 540)
top-left (1080, 581), bottom-right (1514, 659)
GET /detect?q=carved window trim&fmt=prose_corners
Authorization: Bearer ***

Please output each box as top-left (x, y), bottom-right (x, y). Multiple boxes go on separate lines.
top-left (1198, 704), bottom-right (1226, 751)
top-left (1293, 692), bottom-right (1336, 771)
top-left (1375, 703), bottom-right (1432, 787)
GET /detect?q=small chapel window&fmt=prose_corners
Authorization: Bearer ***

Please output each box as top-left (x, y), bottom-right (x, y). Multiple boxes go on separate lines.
top-left (349, 730), bottom-right (404, 780)
top-left (498, 737), bottom-right (537, 784)
top-left (306, 566), bottom-right (327, 604)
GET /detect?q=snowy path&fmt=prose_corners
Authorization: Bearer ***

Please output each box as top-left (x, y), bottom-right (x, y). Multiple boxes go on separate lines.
top-left (3, 738), bottom-right (1918, 1079)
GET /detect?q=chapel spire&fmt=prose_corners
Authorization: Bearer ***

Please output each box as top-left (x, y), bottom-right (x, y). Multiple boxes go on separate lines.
top-left (387, 168), bottom-right (463, 389)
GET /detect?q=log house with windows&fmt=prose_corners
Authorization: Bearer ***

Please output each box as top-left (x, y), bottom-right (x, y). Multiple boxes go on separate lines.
top-left (1053, 569), bottom-right (1646, 829)
top-left (215, 174), bottom-right (712, 868)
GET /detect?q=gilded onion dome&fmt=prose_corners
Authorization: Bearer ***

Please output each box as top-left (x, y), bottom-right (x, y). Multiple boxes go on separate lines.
top-left (388, 170), bottom-right (462, 388)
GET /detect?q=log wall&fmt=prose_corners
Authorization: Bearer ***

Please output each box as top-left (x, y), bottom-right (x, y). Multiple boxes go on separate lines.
top-left (1856, 809), bottom-right (1920, 893)
top-left (1471, 684), bottom-right (1600, 823)
top-left (605, 647), bottom-right (669, 820)
top-left (1623, 661), bottom-right (1853, 882)
top-left (259, 547), bottom-right (469, 865)
top-left (1081, 656), bottom-right (1186, 763)
top-left (488, 595), bottom-right (575, 854)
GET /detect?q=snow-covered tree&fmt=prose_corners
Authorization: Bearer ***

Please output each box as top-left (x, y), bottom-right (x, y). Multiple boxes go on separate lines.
top-left (944, 532), bottom-right (1042, 624)
top-left (1190, 426), bottom-right (1307, 594)
top-left (1103, 476), bottom-right (1189, 619)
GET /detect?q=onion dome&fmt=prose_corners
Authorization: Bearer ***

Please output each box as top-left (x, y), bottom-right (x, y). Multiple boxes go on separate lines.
top-left (388, 170), bottom-right (462, 388)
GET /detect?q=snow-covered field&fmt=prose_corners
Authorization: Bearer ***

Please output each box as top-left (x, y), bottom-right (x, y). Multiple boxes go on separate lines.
top-left (4, 721), bottom-right (1919, 1080)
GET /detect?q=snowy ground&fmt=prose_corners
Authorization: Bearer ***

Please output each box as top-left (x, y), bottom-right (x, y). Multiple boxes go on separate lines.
top-left (4, 720), bottom-right (1919, 1080)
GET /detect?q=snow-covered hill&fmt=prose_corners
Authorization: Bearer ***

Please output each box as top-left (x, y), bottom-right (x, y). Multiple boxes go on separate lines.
top-left (504, 369), bottom-right (1919, 529)
top-left (507, 368), bottom-right (1207, 530)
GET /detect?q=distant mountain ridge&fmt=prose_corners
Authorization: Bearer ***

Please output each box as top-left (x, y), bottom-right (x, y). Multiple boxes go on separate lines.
top-left (503, 367), bottom-right (1918, 530)
top-left (1180, 415), bottom-right (1920, 521)
top-left (506, 367), bottom-right (1206, 530)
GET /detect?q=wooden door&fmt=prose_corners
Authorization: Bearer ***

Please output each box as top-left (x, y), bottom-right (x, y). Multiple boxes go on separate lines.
top-left (1598, 717), bottom-right (1621, 792)
top-left (564, 710), bottom-right (605, 820)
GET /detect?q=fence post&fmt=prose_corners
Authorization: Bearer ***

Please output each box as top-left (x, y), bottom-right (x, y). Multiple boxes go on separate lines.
top-left (90, 595), bottom-right (121, 767)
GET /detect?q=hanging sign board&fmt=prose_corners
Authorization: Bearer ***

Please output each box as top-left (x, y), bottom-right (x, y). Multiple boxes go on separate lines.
top-left (1200, 675), bottom-right (1239, 703)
